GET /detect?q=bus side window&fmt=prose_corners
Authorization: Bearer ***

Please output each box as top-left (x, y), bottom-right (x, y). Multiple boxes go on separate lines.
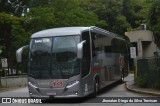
top-left (91, 32), bottom-right (97, 58)
top-left (91, 32), bottom-right (104, 58)
top-left (81, 31), bottom-right (91, 78)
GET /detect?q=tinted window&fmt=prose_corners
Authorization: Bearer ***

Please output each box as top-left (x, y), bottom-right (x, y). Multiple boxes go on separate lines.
top-left (51, 36), bottom-right (80, 79)
top-left (112, 38), bottom-right (127, 53)
top-left (81, 31), bottom-right (91, 78)
top-left (91, 32), bottom-right (112, 58)
top-left (29, 36), bottom-right (80, 79)
top-left (29, 38), bottom-right (52, 78)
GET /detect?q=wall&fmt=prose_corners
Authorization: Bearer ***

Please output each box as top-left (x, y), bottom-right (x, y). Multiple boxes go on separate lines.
top-left (143, 42), bottom-right (157, 58)
top-left (126, 30), bottom-right (154, 42)
top-left (126, 30), bottom-right (157, 58)
top-left (0, 76), bottom-right (27, 88)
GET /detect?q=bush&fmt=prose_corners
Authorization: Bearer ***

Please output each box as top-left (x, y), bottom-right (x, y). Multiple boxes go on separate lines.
top-left (135, 74), bottom-right (149, 88)
top-left (154, 79), bottom-right (160, 90)
top-left (154, 68), bottom-right (160, 89)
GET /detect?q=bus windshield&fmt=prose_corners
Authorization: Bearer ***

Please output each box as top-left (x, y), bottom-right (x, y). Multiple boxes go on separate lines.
top-left (29, 35), bottom-right (80, 79)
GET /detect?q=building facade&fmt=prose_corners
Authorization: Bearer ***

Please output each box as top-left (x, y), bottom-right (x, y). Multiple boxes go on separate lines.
top-left (126, 30), bottom-right (157, 58)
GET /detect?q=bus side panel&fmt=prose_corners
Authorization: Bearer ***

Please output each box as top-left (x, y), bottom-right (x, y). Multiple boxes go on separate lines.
top-left (90, 31), bottom-right (127, 89)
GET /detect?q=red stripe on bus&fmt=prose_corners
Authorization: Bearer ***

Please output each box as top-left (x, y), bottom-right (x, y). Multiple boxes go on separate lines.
top-left (91, 66), bottom-right (101, 72)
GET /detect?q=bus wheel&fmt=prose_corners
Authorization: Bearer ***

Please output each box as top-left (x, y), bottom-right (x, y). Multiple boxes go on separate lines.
top-left (93, 78), bottom-right (99, 97)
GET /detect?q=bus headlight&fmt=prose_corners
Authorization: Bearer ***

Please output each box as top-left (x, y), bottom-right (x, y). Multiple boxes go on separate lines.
top-left (66, 80), bottom-right (79, 89)
top-left (28, 82), bottom-right (38, 89)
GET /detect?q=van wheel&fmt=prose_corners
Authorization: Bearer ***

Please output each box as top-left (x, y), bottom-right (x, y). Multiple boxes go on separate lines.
top-left (93, 78), bottom-right (99, 97)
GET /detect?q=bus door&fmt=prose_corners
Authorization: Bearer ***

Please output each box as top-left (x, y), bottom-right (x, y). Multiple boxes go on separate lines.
top-left (81, 31), bottom-right (92, 93)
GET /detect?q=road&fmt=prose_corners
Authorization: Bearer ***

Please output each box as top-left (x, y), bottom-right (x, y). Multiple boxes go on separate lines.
top-left (0, 74), bottom-right (159, 106)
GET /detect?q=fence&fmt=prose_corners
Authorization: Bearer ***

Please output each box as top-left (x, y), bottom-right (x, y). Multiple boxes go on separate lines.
top-left (0, 59), bottom-right (28, 88)
top-left (137, 57), bottom-right (160, 89)
top-left (0, 59), bottom-right (28, 77)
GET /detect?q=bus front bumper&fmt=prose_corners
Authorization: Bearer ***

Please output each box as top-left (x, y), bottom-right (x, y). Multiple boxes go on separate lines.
top-left (28, 84), bottom-right (84, 99)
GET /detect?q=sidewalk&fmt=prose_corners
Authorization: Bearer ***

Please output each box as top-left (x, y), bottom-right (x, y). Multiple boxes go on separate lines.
top-left (125, 74), bottom-right (160, 96)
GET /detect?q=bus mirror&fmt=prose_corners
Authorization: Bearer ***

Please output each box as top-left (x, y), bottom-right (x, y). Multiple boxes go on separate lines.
top-left (16, 45), bottom-right (29, 63)
top-left (77, 40), bottom-right (86, 59)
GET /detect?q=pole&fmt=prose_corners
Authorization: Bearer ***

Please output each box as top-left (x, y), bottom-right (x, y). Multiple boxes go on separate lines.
top-left (134, 57), bottom-right (138, 81)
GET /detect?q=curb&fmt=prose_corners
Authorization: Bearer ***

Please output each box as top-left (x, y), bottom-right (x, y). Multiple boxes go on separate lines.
top-left (125, 82), bottom-right (160, 96)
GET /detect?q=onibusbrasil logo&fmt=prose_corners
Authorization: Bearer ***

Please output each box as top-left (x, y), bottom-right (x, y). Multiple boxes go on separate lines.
top-left (1, 98), bottom-right (42, 104)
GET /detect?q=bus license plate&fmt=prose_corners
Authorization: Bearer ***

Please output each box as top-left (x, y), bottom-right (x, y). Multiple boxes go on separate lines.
top-left (47, 91), bottom-right (56, 96)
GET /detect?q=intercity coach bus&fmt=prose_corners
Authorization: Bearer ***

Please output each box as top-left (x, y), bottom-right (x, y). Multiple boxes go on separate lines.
top-left (16, 26), bottom-right (130, 98)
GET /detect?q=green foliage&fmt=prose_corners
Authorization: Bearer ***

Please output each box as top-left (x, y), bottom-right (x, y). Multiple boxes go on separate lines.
top-left (29, 0), bottom-right (50, 7)
top-left (136, 66), bottom-right (160, 89)
top-left (80, 0), bottom-right (125, 33)
top-left (135, 74), bottom-right (149, 88)
top-left (26, 6), bottom-right (55, 33)
top-left (79, 0), bottom-right (146, 34)
top-left (147, 0), bottom-right (160, 47)
top-left (54, 7), bottom-right (106, 27)
top-left (0, 13), bottom-right (29, 49)
top-left (26, 0), bottom-right (106, 33)
top-left (1, 0), bottom-right (148, 35)
top-left (0, 12), bottom-right (29, 75)
top-left (122, 0), bottom-right (144, 28)
top-left (0, 0), bottom-right (29, 16)
top-left (153, 68), bottom-right (160, 89)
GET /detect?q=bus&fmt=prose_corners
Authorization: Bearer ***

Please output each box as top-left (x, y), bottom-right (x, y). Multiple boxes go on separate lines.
top-left (16, 26), bottom-right (130, 98)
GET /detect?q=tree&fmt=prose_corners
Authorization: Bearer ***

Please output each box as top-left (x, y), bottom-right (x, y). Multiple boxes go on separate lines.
top-left (25, 6), bottom-right (55, 33)
top-left (122, 0), bottom-right (145, 30)
top-left (79, 0), bottom-right (130, 34)
top-left (0, 13), bottom-right (29, 75)
top-left (0, 0), bottom-right (29, 16)
top-left (25, 0), bottom-right (106, 33)
top-left (147, 0), bottom-right (160, 47)
top-left (29, 0), bottom-right (50, 7)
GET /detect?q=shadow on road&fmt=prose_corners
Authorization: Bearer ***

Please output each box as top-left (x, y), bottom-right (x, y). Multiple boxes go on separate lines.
top-left (98, 80), bottom-right (125, 95)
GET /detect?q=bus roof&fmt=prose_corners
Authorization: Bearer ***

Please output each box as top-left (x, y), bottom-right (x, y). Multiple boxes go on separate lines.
top-left (31, 27), bottom-right (90, 38)
top-left (31, 26), bottom-right (124, 40)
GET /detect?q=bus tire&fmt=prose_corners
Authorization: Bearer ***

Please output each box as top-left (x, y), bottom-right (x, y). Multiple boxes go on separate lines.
top-left (92, 78), bottom-right (99, 97)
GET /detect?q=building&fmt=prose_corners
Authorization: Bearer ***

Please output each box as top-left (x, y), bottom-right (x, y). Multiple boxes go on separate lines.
top-left (126, 30), bottom-right (157, 58)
